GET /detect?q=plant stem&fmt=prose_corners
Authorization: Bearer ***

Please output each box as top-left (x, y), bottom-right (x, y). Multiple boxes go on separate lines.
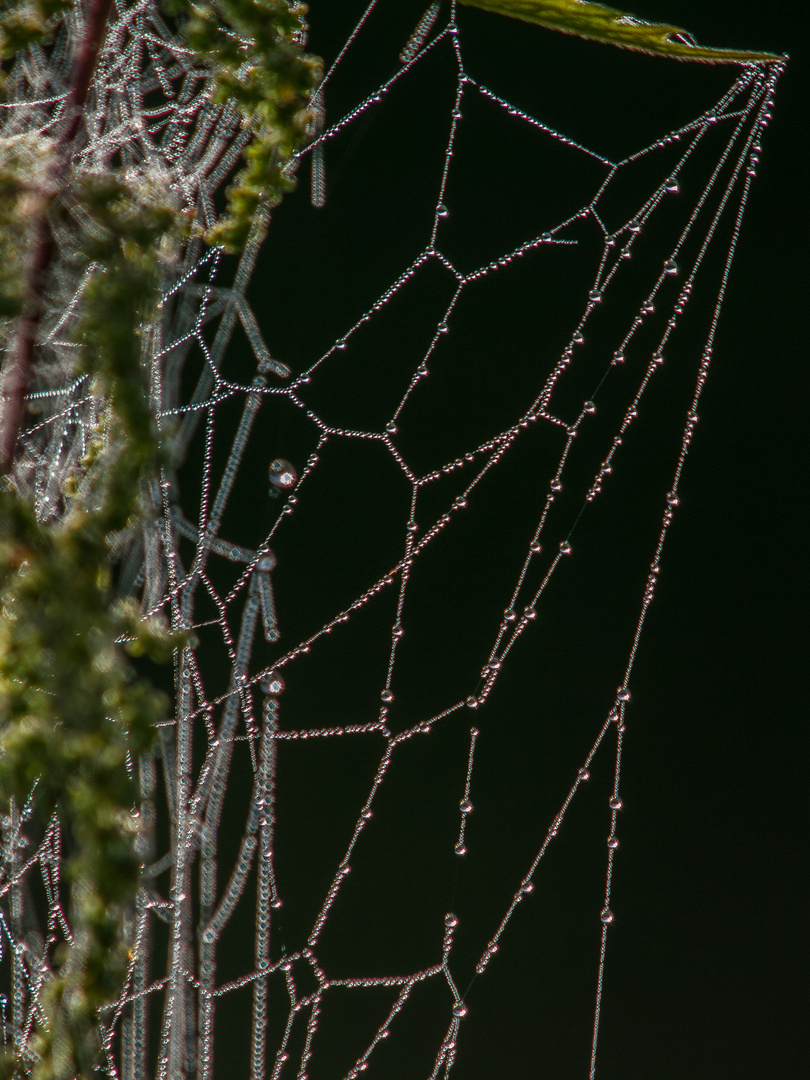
top-left (0, 0), bottom-right (115, 474)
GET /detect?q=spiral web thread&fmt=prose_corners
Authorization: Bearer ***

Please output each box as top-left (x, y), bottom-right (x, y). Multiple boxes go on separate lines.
top-left (0, 2), bottom-right (784, 1078)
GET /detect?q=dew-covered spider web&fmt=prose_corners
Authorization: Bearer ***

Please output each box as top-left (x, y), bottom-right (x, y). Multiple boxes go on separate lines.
top-left (0, 1), bottom-right (785, 1078)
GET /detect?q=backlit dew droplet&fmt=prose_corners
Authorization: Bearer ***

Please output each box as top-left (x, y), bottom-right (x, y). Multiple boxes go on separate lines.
top-left (436, 203), bottom-right (448, 217)
top-left (664, 257), bottom-right (678, 275)
top-left (600, 908), bottom-right (615, 924)
top-left (628, 219), bottom-right (641, 233)
top-left (641, 299), bottom-right (654, 314)
top-left (607, 836), bottom-right (620, 849)
top-left (529, 541), bottom-right (542, 554)
top-left (666, 492), bottom-right (680, 507)
top-left (261, 676), bottom-right (285, 696)
top-left (609, 796), bottom-right (623, 811)
top-left (269, 459), bottom-right (297, 490)
top-left (466, 695), bottom-right (479, 709)
top-left (589, 289), bottom-right (603, 303)
top-left (520, 881), bottom-right (535, 895)
top-left (361, 808), bottom-right (373, 820)
top-left (452, 1003), bottom-right (468, 1019)
top-left (386, 421), bottom-right (397, 434)
top-left (572, 331), bottom-right (585, 345)
top-left (665, 175), bottom-right (680, 193)
top-left (445, 913), bottom-right (459, 928)
top-left (381, 689), bottom-right (394, 703)
top-left (560, 541), bottom-right (572, 555)
top-left (392, 624), bottom-right (404, 638)
top-left (453, 495), bottom-right (467, 509)
top-left (460, 799), bottom-right (473, 814)
top-left (550, 480), bottom-right (562, 492)
top-left (270, 898), bottom-right (283, 909)
top-left (454, 842), bottom-right (467, 856)
top-left (612, 351), bottom-right (625, 365)
top-left (578, 768), bottom-right (590, 781)
top-left (504, 608), bottom-right (517, 622)
top-left (584, 401), bottom-right (596, 413)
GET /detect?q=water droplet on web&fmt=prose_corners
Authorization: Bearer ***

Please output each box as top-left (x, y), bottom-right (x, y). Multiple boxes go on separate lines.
top-left (386, 421), bottom-right (398, 434)
top-left (381, 690), bottom-right (394, 703)
top-left (607, 836), bottom-right (619, 849)
top-left (612, 350), bottom-right (625, 365)
top-left (504, 608), bottom-right (517, 622)
top-left (453, 495), bottom-right (467, 509)
top-left (664, 258), bottom-right (678, 275)
top-left (436, 203), bottom-right (449, 218)
top-left (641, 300), bottom-right (654, 314)
top-left (261, 676), bottom-right (285, 696)
top-left (452, 1003), bottom-right (468, 1018)
top-left (559, 541), bottom-right (572, 555)
top-left (665, 175), bottom-right (679, 193)
top-left (270, 898), bottom-right (283, 909)
top-left (584, 400), bottom-right (596, 413)
top-left (578, 768), bottom-right (590, 781)
top-left (269, 459), bottom-right (297, 490)
top-left (392, 624), bottom-right (404, 638)
top-left (609, 796), bottom-right (623, 810)
top-left (466, 695), bottom-right (479, 709)
top-left (520, 881), bottom-right (534, 895)
top-left (454, 842), bottom-right (467, 855)
top-left (460, 800), bottom-right (473, 814)
top-left (445, 913), bottom-right (459, 928)
top-left (666, 492), bottom-right (680, 507)
top-left (529, 541), bottom-right (542, 553)
top-left (600, 908), bottom-right (614, 924)
top-left (572, 331), bottom-right (585, 345)
top-left (628, 219), bottom-right (641, 233)
top-left (617, 689), bottom-right (630, 702)
top-left (361, 808), bottom-right (373, 820)
top-left (550, 480), bottom-right (562, 492)
top-left (589, 289), bottom-right (603, 303)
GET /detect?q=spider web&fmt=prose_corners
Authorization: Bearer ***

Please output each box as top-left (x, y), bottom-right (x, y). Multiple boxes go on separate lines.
top-left (0, 2), bottom-right (785, 1078)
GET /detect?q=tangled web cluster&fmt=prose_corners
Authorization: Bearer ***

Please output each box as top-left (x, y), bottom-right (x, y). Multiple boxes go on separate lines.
top-left (0, 1), bottom-right (783, 1078)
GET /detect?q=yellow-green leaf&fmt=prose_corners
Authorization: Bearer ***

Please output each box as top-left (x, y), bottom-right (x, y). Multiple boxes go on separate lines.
top-left (458, 0), bottom-right (782, 63)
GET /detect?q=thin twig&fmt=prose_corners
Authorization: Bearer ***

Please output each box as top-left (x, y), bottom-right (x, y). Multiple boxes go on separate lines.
top-left (0, 0), bottom-right (115, 473)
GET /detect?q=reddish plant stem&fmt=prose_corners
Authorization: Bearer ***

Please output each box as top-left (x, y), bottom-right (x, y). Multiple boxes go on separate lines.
top-left (0, 0), bottom-right (115, 474)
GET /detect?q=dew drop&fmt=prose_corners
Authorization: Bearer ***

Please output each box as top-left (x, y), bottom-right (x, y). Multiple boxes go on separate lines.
top-left (454, 842), bottom-right (467, 856)
top-left (269, 459), bottom-right (297, 490)
top-left (452, 1003), bottom-right (468, 1018)
top-left (466, 695), bottom-right (479, 709)
top-left (524, 606), bottom-right (537, 620)
top-left (607, 836), bottom-right (620, 849)
top-left (550, 480), bottom-right (562, 492)
top-left (589, 289), bottom-right (603, 303)
top-left (529, 541), bottom-right (542, 554)
top-left (664, 258), bottom-right (678, 275)
top-left (641, 300), bottom-right (654, 314)
top-left (572, 331), bottom-right (585, 345)
top-left (584, 401), bottom-right (596, 413)
top-left (386, 421), bottom-right (398, 434)
top-left (261, 676), bottom-right (285, 696)
top-left (460, 799), bottom-right (473, 814)
top-left (392, 624), bottom-right (404, 638)
top-left (270, 898), bottom-right (283, 909)
top-left (381, 689), bottom-right (394, 703)
top-left (436, 203), bottom-right (449, 217)
top-left (628, 219), bottom-right (641, 233)
top-left (361, 808), bottom-right (373, 820)
top-left (559, 541), bottom-right (572, 555)
top-left (665, 175), bottom-right (680, 193)
top-left (666, 492), bottom-right (680, 507)
top-left (578, 768), bottom-right (590, 781)
top-left (453, 495), bottom-right (467, 509)
top-left (617, 689), bottom-right (631, 702)
top-left (504, 608), bottom-right (517, 622)
top-left (609, 796), bottom-right (623, 810)
top-left (520, 881), bottom-right (534, 895)
top-left (600, 908), bottom-right (614, 924)
top-left (445, 913), bottom-right (459, 928)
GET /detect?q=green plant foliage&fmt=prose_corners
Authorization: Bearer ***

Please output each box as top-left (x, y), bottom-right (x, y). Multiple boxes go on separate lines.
top-left (175, 0), bottom-right (322, 251)
top-left (458, 0), bottom-right (782, 63)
